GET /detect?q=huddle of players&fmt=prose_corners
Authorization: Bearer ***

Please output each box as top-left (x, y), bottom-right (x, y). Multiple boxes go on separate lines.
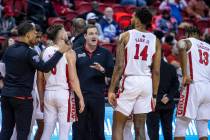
top-left (18, 7), bottom-right (210, 140)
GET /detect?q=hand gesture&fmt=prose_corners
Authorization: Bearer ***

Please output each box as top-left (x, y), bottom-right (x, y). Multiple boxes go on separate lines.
top-left (161, 94), bottom-right (169, 104)
top-left (90, 62), bottom-right (105, 73)
top-left (79, 98), bottom-right (85, 113)
top-left (108, 92), bottom-right (117, 107)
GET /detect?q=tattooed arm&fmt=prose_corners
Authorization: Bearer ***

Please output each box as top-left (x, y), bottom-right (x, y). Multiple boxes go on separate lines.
top-left (177, 39), bottom-right (192, 86)
top-left (108, 32), bottom-right (129, 106)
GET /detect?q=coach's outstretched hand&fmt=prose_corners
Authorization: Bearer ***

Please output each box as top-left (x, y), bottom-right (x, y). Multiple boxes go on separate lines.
top-left (108, 92), bottom-right (117, 107)
top-left (57, 40), bottom-right (71, 54)
top-left (79, 98), bottom-right (85, 113)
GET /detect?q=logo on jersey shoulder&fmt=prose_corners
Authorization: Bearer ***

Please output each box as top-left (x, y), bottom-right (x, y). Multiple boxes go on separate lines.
top-left (78, 53), bottom-right (86, 58)
top-left (32, 55), bottom-right (40, 63)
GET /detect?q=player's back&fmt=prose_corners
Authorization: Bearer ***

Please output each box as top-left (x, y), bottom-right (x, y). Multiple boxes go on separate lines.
top-left (42, 46), bottom-right (69, 90)
top-left (187, 38), bottom-right (210, 82)
top-left (124, 29), bottom-right (156, 76)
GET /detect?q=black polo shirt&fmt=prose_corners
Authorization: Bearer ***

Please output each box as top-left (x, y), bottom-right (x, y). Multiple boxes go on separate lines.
top-left (75, 46), bottom-right (114, 98)
top-left (2, 41), bottom-right (63, 97)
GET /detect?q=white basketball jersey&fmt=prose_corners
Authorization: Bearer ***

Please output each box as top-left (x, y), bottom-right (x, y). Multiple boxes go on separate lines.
top-left (42, 46), bottom-right (69, 91)
top-left (123, 29), bottom-right (156, 76)
top-left (187, 38), bottom-right (210, 82)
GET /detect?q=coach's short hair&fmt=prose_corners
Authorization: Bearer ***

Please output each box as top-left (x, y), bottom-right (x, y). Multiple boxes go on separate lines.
top-left (17, 20), bottom-right (36, 36)
top-left (46, 24), bottom-right (64, 41)
top-left (84, 25), bottom-right (98, 34)
top-left (134, 7), bottom-right (153, 26)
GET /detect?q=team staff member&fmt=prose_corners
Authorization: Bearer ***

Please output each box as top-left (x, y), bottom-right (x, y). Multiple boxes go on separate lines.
top-left (146, 52), bottom-right (179, 140)
top-left (0, 21), bottom-right (69, 140)
top-left (72, 25), bottom-right (114, 140)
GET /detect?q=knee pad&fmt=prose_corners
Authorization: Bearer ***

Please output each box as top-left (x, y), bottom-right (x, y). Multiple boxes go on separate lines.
top-left (196, 120), bottom-right (208, 138)
top-left (174, 117), bottom-right (191, 137)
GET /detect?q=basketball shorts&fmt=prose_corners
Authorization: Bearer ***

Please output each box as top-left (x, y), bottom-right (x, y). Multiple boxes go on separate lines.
top-left (115, 76), bottom-right (153, 116)
top-left (177, 82), bottom-right (210, 120)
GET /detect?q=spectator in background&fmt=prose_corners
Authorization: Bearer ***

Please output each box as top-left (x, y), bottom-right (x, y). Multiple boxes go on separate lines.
top-left (79, 1), bottom-right (103, 21)
top-left (156, 7), bottom-right (178, 34)
top-left (71, 18), bottom-right (86, 50)
top-left (146, 49), bottom-right (179, 140)
top-left (188, 0), bottom-right (210, 18)
top-left (120, 0), bottom-right (147, 6)
top-left (159, 0), bottom-right (189, 24)
top-left (99, 7), bottom-right (121, 43)
top-left (0, 37), bottom-right (15, 60)
top-left (86, 12), bottom-right (107, 43)
top-left (27, 0), bottom-right (57, 32)
top-left (0, 5), bottom-right (16, 36)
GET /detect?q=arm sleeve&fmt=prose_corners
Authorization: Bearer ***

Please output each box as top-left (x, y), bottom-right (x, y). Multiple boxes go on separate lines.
top-left (28, 49), bottom-right (63, 72)
top-left (105, 50), bottom-right (114, 77)
top-left (167, 67), bottom-right (180, 101)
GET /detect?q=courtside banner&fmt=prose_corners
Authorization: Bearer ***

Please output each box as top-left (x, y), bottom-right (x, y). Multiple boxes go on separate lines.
top-left (0, 107), bottom-right (209, 139)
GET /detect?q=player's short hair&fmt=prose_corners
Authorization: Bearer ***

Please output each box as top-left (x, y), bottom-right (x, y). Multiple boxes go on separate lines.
top-left (46, 24), bottom-right (64, 41)
top-left (84, 25), bottom-right (98, 34)
top-left (185, 26), bottom-right (200, 37)
top-left (17, 20), bottom-right (36, 36)
top-left (134, 7), bottom-right (152, 26)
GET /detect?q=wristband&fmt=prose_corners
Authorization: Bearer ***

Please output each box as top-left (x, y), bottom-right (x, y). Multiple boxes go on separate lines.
top-left (153, 94), bottom-right (157, 98)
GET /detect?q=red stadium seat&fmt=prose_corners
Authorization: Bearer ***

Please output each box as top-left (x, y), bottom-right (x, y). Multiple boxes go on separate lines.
top-left (48, 17), bottom-right (65, 26)
top-left (112, 4), bottom-right (126, 13)
top-left (85, 0), bottom-right (101, 2)
top-left (77, 2), bottom-right (92, 12)
top-left (195, 20), bottom-right (210, 33)
top-left (98, 3), bottom-right (109, 13)
top-left (114, 12), bottom-right (131, 23)
top-left (0, 36), bottom-right (6, 45)
top-left (101, 43), bottom-right (115, 53)
top-left (101, 0), bottom-right (117, 3)
top-left (77, 8), bottom-right (91, 15)
top-left (65, 11), bottom-right (78, 21)
top-left (118, 15), bottom-right (132, 29)
top-left (75, 1), bottom-right (87, 9)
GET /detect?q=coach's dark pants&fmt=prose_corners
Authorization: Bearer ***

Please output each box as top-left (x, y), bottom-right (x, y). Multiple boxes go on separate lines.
top-left (0, 96), bottom-right (33, 140)
top-left (72, 96), bottom-right (105, 140)
top-left (146, 108), bottom-right (174, 140)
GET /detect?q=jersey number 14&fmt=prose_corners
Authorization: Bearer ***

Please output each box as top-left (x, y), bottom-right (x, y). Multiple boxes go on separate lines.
top-left (134, 44), bottom-right (148, 60)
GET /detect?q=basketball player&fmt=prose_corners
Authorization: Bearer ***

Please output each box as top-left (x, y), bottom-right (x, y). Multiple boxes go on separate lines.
top-left (108, 7), bottom-right (161, 140)
top-left (175, 26), bottom-right (210, 140)
top-left (37, 24), bottom-right (85, 140)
